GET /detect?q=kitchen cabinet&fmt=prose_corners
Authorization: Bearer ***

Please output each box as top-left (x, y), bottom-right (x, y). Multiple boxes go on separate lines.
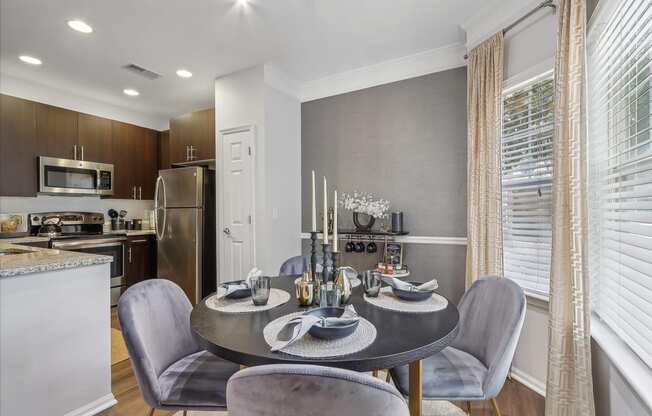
top-left (0, 95), bottom-right (161, 199)
top-left (77, 113), bottom-right (113, 163)
top-left (0, 94), bottom-right (38, 196)
top-left (110, 121), bottom-right (159, 200)
top-left (169, 108), bottom-right (215, 164)
top-left (125, 235), bottom-right (156, 287)
top-left (158, 130), bottom-right (170, 170)
top-left (36, 103), bottom-right (78, 160)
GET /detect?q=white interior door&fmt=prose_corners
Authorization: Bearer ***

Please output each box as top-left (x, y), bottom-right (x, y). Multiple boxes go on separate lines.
top-left (219, 127), bottom-right (255, 282)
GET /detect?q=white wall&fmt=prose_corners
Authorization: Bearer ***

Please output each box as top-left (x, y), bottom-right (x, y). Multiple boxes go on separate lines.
top-left (0, 195), bottom-right (153, 222)
top-left (264, 82), bottom-right (302, 273)
top-left (0, 74), bottom-right (168, 130)
top-left (214, 65), bottom-right (301, 276)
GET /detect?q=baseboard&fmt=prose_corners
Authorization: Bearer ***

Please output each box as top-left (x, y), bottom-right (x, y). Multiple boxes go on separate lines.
top-left (510, 367), bottom-right (546, 397)
top-left (63, 393), bottom-right (117, 416)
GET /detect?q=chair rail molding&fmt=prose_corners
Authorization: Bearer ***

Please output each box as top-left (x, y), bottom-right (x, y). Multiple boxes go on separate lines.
top-left (300, 233), bottom-right (467, 246)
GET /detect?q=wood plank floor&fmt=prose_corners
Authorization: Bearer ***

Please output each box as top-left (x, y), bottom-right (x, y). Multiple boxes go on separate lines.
top-left (104, 308), bottom-right (545, 416)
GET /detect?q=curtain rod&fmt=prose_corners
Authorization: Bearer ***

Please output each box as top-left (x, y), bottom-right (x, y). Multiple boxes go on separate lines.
top-left (464, 0), bottom-right (557, 60)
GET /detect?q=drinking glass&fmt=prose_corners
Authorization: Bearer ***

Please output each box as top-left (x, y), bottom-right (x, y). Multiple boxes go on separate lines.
top-left (362, 270), bottom-right (382, 297)
top-left (319, 282), bottom-right (342, 307)
top-left (250, 276), bottom-right (271, 306)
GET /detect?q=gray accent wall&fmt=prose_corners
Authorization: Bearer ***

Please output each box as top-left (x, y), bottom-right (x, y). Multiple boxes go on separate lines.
top-left (301, 67), bottom-right (467, 302)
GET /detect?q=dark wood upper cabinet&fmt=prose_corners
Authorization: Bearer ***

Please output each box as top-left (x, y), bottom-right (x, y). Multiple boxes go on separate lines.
top-left (78, 113), bottom-right (113, 163)
top-left (36, 103), bottom-right (78, 160)
top-left (0, 94), bottom-right (38, 197)
top-left (169, 108), bottom-right (215, 164)
top-left (110, 121), bottom-right (134, 199)
top-left (193, 108), bottom-right (215, 161)
top-left (140, 129), bottom-right (158, 199)
top-left (158, 130), bottom-right (170, 170)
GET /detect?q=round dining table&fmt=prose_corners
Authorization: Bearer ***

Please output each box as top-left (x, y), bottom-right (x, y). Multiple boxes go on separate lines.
top-left (190, 275), bottom-right (460, 416)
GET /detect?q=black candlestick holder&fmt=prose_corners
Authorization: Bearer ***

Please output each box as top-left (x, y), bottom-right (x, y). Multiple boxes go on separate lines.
top-left (321, 243), bottom-right (330, 284)
top-left (331, 250), bottom-right (339, 281)
top-left (310, 232), bottom-right (318, 281)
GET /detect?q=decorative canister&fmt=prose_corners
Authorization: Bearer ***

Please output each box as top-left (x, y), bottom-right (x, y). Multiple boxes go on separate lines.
top-left (391, 212), bottom-right (403, 233)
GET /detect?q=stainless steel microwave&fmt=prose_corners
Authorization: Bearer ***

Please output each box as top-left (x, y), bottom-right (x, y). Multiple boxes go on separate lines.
top-left (38, 156), bottom-right (114, 196)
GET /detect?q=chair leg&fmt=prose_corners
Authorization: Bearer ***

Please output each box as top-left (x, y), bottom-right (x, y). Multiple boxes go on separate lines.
top-left (465, 400), bottom-right (472, 415)
top-left (147, 408), bottom-right (155, 416)
top-left (182, 411), bottom-right (187, 416)
top-left (372, 369), bottom-right (379, 378)
top-left (385, 369), bottom-right (392, 383)
top-left (490, 398), bottom-right (502, 416)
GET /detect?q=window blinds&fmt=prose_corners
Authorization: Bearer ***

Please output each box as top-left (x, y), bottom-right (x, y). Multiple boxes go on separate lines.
top-left (501, 74), bottom-right (555, 297)
top-left (588, 0), bottom-right (652, 367)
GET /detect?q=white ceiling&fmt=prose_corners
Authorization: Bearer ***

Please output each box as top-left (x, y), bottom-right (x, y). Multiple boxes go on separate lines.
top-left (0, 0), bottom-right (479, 121)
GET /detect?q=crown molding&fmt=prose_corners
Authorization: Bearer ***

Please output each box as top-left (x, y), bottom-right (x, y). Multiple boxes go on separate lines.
top-left (299, 43), bottom-right (466, 102)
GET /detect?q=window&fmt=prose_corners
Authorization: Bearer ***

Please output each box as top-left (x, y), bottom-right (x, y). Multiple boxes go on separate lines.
top-left (501, 73), bottom-right (555, 297)
top-left (588, 0), bottom-right (652, 367)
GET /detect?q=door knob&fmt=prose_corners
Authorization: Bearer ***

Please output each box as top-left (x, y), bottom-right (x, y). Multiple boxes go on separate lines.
top-left (223, 227), bottom-right (231, 235)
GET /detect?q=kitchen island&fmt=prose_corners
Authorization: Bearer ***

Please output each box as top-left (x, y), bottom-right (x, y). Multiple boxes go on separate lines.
top-left (0, 242), bottom-right (116, 416)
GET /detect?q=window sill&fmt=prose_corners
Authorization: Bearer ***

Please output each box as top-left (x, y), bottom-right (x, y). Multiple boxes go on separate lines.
top-left (591, 316), bottom-right (652, 411)
top-left (524, 290), bottom-right (549, 310)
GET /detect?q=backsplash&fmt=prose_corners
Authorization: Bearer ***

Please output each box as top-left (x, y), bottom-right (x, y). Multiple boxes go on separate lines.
top-left (0, 195), bottom-right (154, 221)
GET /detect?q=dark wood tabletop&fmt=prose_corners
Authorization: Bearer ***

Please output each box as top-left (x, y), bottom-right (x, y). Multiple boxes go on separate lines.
top-left (190, 275), bottom-right (459, 372)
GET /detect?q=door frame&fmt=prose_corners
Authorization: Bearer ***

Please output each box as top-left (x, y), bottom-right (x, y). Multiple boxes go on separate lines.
top-left (216, 125), bottom-right (256, 284)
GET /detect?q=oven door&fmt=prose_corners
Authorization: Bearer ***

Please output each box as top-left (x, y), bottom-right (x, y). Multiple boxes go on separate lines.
top-left (51, 238), bottom-right (126, 303)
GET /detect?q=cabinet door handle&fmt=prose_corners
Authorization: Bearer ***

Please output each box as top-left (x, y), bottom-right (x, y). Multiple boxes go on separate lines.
top-left (186, 145), bottom-right (190, 161)
top-left (73, 145), bottom-right (77, 160)
top-left (132, 186), bottom-right (136, 199)
top-left (191, 145), bottom-right (196, 160)
top-left (138, 186), bottom-right (142, 200)
top-left (130, 239), bottom-right (148, 243)
top-left (80, 145), bottom-right (84, 160)
top-left (128, 247), bottom-right (132, 263)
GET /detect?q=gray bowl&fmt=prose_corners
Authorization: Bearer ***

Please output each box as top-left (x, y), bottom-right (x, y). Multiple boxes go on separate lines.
top-left (391, 281), bottom-right (434, 302)
top-left (303, 307), bottom-right (359, 340)
top-left (221, 280), bottom-right (251, 299)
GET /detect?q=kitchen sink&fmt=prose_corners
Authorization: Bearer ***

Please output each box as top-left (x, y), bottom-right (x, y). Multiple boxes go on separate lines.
top-left (0, 248), bottom-right (34, 256)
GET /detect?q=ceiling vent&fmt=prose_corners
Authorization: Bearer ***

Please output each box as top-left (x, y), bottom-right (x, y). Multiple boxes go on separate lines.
top-left (122, 63), bottom-right (162, 80)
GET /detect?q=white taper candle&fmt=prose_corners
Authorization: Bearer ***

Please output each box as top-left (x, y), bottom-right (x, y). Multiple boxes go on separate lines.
top-left (311, 170), bottom-right (316, 232)
top-left (323, 177), bottom-right (328, 244)
top-left (333, 190), bottom-right (338, 251)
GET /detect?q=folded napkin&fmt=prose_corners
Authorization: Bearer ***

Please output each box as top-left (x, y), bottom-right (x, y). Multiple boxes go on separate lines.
top-left (218, 267), bottom-right (263, 299)
top-left (271, 305), bottom-right (359, 352)
top-left (381, 276), bottom-right (438, 292)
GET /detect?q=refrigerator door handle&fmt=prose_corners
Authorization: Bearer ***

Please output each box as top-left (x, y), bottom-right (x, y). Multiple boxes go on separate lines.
top-left (154, 176), bottom-right (167, 241)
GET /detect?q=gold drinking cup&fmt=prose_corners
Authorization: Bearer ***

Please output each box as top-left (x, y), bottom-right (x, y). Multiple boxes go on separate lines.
top-left (295, 280), bottom-right (314, 306)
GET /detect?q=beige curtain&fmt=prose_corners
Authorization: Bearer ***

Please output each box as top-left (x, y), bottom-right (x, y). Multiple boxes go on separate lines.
top-left (546, 0), bottom-right (595, 415)
top-left (465, 32), bottom-right (504, 288)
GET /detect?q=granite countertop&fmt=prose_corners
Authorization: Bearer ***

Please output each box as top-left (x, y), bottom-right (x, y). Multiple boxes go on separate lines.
top-left (0, 242), bottom-right (113, 278)
top-left (0, 236), bottom-right (50, 244)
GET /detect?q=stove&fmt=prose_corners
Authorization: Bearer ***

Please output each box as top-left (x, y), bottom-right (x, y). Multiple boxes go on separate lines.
top-left (29, 212), bottom-right (127, 305)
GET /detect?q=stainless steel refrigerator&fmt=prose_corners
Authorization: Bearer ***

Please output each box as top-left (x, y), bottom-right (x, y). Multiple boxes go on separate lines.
top-left (155, 166), bottom-right (216, 304)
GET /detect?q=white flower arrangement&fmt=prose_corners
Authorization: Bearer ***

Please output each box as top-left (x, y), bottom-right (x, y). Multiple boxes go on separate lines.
top-left (339, 191), bottom-right (390, 219)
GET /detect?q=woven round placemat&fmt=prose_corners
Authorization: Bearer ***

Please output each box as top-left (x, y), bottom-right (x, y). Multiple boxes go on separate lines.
top-left (364, 287), bottom-right (448, 313)
top-left (206, 288), bottom-right (290, 313)
top-left (263, 311), bottom-right (377, 358)
top-left (293, 277), bottom-right (361, 288)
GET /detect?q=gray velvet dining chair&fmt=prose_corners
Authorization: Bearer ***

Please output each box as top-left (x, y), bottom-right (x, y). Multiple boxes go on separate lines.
top-left (390, 277), bottom-right (526, 416)
top-left (278, 254), bottom-right (323, 276)
top-left (117, 279), bottom-right (240, 415)
top-left (227, 364), bottom-right (410, 416)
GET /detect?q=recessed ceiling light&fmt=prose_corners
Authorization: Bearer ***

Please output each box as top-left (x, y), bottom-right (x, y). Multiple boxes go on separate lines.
top-left (123, 89), bottom-right (139, 96)
top-left (67, 20), bottom-right (93, 34)
top-left (19, 55), bottom-right (42, 65)
top-left (176, 69), bottom-right (193, 78)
